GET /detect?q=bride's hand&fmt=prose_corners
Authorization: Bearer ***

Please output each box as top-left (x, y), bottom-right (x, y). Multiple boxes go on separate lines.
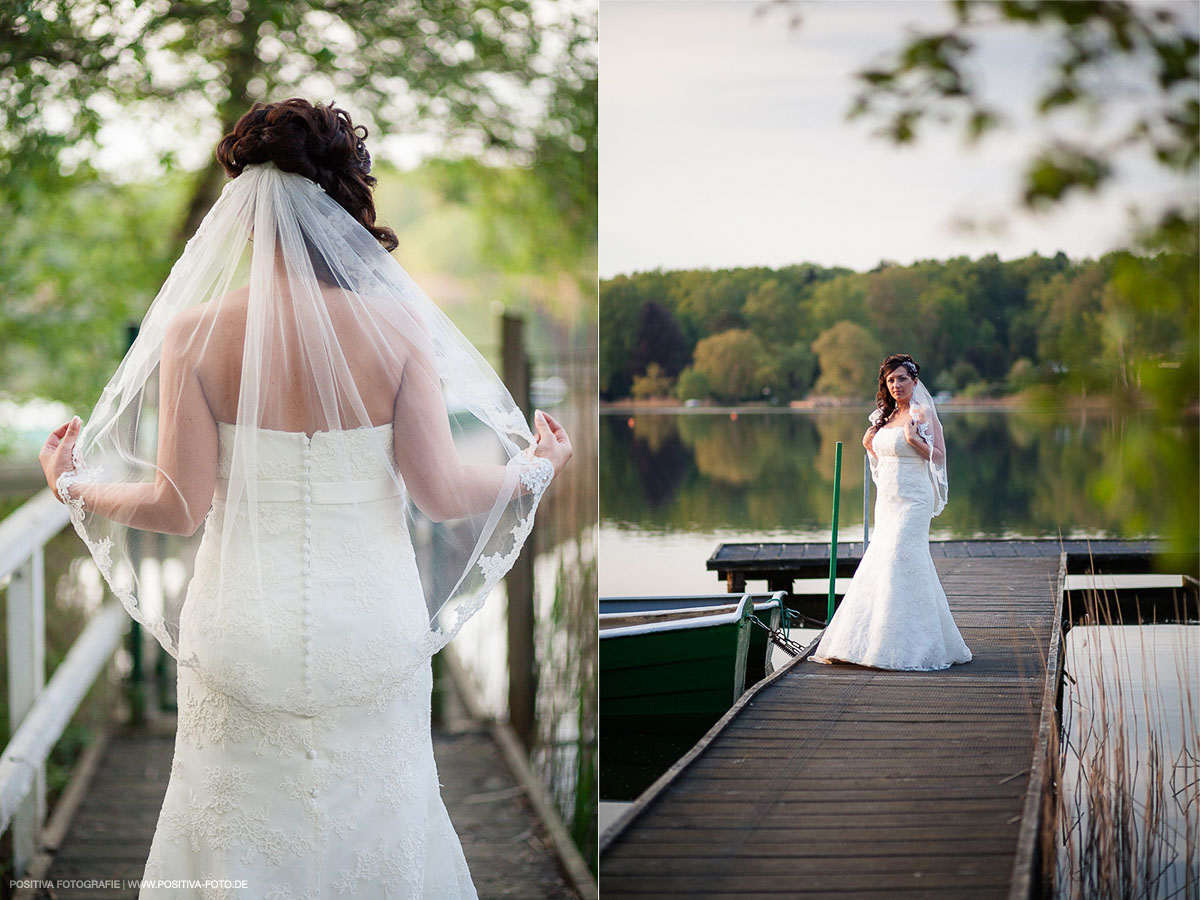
top-left (903, 418), bottom-right (932, 458)
top-left (862, 425), bottom-right (878, 456)
top-left (39, 416), bottom-right (82, 500)
top-left (532, 409), bottom-right (572, 476)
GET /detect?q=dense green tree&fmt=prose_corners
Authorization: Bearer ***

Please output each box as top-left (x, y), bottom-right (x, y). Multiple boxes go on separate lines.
top-left (630, 363), bottom-right (675, 400)
top-left (809, 272), bottom-right (869, 332)
top-left (811, 320), bottom-right (883, 397)
top-left (757, 341), bottom-right (818, 401)
top-left (598, 274), bottom-right (646, 399)
top-left (674, 367), bottom-right (713, 402)
top-left (690, 328), bottom-right (768, 401)
top-left (630, 301), bottom-right (689, 380)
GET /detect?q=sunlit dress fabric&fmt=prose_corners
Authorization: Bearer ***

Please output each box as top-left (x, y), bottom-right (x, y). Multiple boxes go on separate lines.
top-left (810, 426), bottom-right (972, 671)
top-left (138, 424), bottom-right (478, 899)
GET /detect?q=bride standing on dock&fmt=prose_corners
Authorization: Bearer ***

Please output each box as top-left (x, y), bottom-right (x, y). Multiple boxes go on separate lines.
top-left (810, 354), bottom-right (971, 670)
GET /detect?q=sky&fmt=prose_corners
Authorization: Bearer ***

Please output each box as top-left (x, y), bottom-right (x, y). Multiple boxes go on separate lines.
top-left (599, 0), bottom-right (1198, 277)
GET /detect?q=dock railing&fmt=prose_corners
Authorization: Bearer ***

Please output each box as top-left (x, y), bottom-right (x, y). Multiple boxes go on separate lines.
top-left (0, 488), bottom-right (130, 878)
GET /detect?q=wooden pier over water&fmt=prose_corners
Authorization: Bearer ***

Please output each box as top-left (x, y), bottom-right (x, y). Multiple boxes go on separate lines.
top-left (600, 555), bottom-right (1066, 899)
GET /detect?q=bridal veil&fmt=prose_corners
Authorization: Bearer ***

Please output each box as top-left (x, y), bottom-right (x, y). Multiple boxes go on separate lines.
top-left (57, 156), bottom-right (555, 683)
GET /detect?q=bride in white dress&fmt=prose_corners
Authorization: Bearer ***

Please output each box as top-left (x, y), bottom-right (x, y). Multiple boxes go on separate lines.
top-left (810, 354), bottom-right (971, 671)
top-left (38, 99), bottom-right (571, 898)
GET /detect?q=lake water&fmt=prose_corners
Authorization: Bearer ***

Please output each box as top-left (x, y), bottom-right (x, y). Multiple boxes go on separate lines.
top-left (599, 406), bottom-right (1195, 596)
top-left (1059, 625), bottom-right (1199, 897)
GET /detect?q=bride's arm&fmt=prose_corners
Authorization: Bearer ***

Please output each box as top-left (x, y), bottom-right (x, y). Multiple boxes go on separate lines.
top-left (391, 341), bottom-right (569, 523)
top-left (40, 312), bottom-right (219, 535)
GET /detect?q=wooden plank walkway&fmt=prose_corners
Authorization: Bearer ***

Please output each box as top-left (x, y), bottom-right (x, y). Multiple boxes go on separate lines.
top-left (23, 686), bottom-right (578, 899)
top-left (600, 556), bottom-right (1065, 899)
top-left (708, 538), bottom-right (1171, 592)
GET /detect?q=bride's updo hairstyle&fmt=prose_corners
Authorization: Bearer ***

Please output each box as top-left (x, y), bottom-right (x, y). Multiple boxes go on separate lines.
top-left (875, 353), bottom-right (920, 426)
top-left (216, 98), bottom-right (398, 252)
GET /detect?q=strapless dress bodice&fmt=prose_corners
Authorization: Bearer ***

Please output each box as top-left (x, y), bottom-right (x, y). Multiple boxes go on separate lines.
top-left (214, 422), bottom-right (403, 502)
top-left (871, 424), bottom-right (925, 461)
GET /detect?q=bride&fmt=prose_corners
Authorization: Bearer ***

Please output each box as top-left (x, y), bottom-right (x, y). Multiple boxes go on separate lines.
top-left (809, 353), bottom-right (971, 671)
top-left (38, 99), bottom-right (572, 898)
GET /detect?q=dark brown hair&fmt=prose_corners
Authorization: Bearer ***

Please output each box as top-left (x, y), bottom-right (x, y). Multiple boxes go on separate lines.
top-left (874, 353), bottom-right (920, 426)
top-left (216, 99), bottom-right (398, 252)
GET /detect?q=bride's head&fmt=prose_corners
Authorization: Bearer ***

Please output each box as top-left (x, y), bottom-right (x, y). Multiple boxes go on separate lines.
top-left (875, 353), bottom-right (920, 424)
top-left (216, 98), bottom-right (398, 252)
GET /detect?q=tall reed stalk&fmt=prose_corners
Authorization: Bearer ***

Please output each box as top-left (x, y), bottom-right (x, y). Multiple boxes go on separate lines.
top-left (1052, 584), bottom-right (1199, 899)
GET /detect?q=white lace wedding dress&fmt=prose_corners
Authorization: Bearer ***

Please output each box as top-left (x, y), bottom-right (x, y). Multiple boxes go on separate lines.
top-left (139, 423), bottom-right (478, 899)
top-left (810, 426), bottom-right (972, 671)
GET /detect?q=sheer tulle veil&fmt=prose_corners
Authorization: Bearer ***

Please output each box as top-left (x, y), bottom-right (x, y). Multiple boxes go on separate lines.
top-left (868, 378), bottom-right (948, 516)
top-left (56, 160), bottom-right (555, 691)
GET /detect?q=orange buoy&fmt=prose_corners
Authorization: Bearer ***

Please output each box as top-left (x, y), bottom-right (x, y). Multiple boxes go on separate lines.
top-left (627, 417), bottom-right (635, 428)
top-left (730, 411), bottom-right (738, 421)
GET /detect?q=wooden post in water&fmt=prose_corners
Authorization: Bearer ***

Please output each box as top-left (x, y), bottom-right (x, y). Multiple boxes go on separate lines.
top-left (501, 313), bottom-right (537, 750)
top-left (828, 441), bottom-right (843, 623)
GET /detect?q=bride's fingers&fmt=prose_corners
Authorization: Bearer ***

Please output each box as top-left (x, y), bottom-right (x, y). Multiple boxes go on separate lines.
top-left (538, 410), bottom-right (568, 440)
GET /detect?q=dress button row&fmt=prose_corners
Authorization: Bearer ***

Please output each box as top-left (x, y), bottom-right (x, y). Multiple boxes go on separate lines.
top-left (301, 441), bottom-right (313, 696)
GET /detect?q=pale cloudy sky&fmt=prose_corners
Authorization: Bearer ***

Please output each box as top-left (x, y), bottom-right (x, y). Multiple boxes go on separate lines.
top-left (599, 0), bottom-right (1198, 277)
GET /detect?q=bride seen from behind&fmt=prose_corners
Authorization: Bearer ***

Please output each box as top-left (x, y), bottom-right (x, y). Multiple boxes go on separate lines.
top-left (38, 98), bottom-right (571, 899)
top-left (809, 353), bottom-right (971, 671)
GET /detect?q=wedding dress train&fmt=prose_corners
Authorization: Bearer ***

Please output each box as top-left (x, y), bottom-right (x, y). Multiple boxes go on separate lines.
top-left (810, 426), bottom-right (972, 671)
top-left (138, 423), bottom-right (478, 899)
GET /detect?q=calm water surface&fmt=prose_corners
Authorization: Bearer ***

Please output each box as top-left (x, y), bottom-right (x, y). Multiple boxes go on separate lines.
top-left (600, 407), bottom-right (1193, 595)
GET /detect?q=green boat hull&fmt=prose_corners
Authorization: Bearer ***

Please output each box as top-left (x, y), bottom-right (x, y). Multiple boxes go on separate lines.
top-left (600, 598), bottom-right (778, 801)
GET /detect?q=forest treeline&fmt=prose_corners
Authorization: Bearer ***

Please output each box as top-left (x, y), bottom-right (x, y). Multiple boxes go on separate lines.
top-left (599, 251), bottom-right (1197, 406)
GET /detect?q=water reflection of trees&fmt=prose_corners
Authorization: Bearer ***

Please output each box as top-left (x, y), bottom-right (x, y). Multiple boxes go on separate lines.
top-left (601, 411), bottom-right (1190, 542)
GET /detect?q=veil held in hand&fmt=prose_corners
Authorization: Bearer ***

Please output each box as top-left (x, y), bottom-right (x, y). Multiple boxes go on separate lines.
top-left (868, 380), bottom-right (948, 516)
top-left (58, 162), bottom-right (553, 710)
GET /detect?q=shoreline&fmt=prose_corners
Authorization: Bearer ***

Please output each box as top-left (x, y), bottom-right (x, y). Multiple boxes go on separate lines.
top-left (600, 395), bottom-right (1131, 415)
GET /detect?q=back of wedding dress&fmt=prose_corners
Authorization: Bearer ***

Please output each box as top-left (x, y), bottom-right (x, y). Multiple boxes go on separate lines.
top-left (60, 162), bottom-right (554, 707)
top-left (56, 131), bottom-right (552, 899)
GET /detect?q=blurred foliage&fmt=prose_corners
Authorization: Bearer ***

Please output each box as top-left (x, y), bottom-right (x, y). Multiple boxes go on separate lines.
top-left (0, 0), bottom-right (594, 215)
top-left (844, 0), bottom-right (1198, 234)
top-left (0, 0), bottom-right (596, 408)
top-left (0, 172), bottom-right (189, 409)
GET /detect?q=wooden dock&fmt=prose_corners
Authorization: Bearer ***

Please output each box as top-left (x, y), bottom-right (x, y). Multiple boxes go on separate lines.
top-left (708, 538), bottom-right (1165, 593)
top-left (20, 677), bottom-right (581, 900)
top-left (600, 555), bottom-right (1066, 899)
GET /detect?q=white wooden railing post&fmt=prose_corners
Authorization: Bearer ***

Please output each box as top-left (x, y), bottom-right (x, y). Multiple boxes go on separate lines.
top-left (7, 547), bottom-right (47, 877)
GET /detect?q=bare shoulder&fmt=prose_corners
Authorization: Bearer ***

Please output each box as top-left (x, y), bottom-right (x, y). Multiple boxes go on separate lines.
top-left (162, 288), bottom-right (249, 362)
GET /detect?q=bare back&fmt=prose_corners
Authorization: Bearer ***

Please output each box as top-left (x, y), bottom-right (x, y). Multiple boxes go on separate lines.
top-left (187, 284), bottom-right (410, 434)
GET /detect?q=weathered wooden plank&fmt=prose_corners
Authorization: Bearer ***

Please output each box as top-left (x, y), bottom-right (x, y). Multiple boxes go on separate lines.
top-left (601, 556), bottom-right (1064, 899)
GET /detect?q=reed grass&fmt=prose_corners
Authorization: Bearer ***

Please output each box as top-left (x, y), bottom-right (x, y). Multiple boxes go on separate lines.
top-left (1051, 583), bottom-right (1199, 899)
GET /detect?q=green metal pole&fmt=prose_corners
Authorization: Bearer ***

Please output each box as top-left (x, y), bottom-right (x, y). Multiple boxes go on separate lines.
top-left (828, 441), bottom-right (843, 623)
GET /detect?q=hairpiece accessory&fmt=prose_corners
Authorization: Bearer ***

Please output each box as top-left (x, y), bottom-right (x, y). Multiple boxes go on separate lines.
top-left (904, 360), bottom-right (918, 376)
